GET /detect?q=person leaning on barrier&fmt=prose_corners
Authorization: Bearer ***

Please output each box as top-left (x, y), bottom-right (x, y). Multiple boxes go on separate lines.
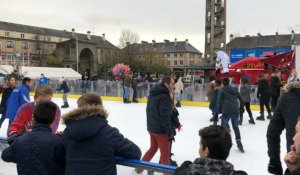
top-left (62, 93), bottom-right (141, 175)
top-left (174, 125), bottom-right (247, 175)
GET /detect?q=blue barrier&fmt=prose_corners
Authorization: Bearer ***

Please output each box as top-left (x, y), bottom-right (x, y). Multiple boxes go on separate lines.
top-left (0, 137), bottom-right (176, 175)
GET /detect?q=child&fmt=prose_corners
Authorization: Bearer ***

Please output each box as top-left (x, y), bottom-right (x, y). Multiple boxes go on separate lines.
top-left (57, 77), bottom-right (70, 108)
top-left (1, 101), bottom-right (65, 175)
top-left (209, 79), bottom-right (221, 124)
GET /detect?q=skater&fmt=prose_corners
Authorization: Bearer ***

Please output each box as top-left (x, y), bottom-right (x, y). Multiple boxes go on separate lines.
top-left (174, 77), bottom-right (184, 107)
top-left (174, 125), bottom-right (248, 175)
top-left (271, 71), bottom-right (281, 112)
top-left (6, 77), bottom-right (33, 127)
top-left (81, 70), bottom-right (90, 93)
top-left (209, 79), bottom-right (221, 124)
top-left (132, 74), bottom-right (139, 103)
top-left (215, 78), bottom-right (245, 153)
top-left (238, 76), bottom-right (255, 125)
top-left (123, 72), bottom-right (133, 103)
top-left (267, 81), bottom-right (300, 175)
top-left (135, 76), bottom-right (174, 174)
top-left (0, 76), bottom-right (16, 128)
top-left (57, 77), bottom-right (70, 108)
top-left (38, 73), bottom-right (49, 85)
top-left (256, 74), bottom-right (272, 121)
top-left (62, 93), bottom-right (141, 175)
top-left (287, 69), bottom-right (298, 83)
top-left (206, 75), bottom-right (215, 102)
top-left (284, 118), bottom-right (300, 174)
top-left (2, 101), bottom-right (65, 175)
top-left (7, 85), bottom-right (61, 144)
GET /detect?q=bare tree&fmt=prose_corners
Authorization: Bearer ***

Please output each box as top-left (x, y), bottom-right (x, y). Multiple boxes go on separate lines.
top-left (118, 29), bottom-right (140, 48)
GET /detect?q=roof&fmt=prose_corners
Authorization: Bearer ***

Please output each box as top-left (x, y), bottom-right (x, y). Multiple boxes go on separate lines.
top-left (124, 41), bottom-right (202, 54)
top-left (227, 34), bottom-right (300, 49)
top-left (0, 21), bottom-right (116, 49)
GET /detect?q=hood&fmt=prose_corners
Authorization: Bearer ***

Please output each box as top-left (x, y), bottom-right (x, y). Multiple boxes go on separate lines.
top-left (284, 81), bottom-right (300, 93)
top-left (222, 85), bottom-right (237, 95)
top-left (189, 158), bottom-right (235, 175)
top-left (149, 84), bottom-right (169, 97)
top-left (62, 105), bottom-right (109, 140)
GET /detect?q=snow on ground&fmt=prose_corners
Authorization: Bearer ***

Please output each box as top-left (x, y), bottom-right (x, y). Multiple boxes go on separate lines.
top-left (0, 97), bottom-right (287, 175)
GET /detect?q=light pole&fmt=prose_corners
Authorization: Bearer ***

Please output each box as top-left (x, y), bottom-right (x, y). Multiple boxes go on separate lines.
top-left (76, 34), bottom-right (79, 72)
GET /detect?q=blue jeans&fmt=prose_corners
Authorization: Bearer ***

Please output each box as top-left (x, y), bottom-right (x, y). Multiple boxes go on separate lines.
top-left (123, 86), bottom-right (130, 99)
top-left (221, 113), bottom-right (241, 140)
top-left (175, 92), bottom-right (181, 101)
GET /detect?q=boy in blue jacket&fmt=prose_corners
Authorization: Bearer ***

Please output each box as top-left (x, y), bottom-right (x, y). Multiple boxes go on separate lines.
top-left (209, 79), bottom-right (222, 124)
top-left (2, 100), bottom-right (66, 175)
top-left (6, 77), bottom-right (33, 125)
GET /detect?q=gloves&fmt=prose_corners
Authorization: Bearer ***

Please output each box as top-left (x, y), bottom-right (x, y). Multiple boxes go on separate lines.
top-left (176, 125), bottom-right (183, 132)
top-left (181, 90), bottom-right (183, 94)
top-left (240, 107), bottom-right (245, 114)
top-left (213, 113), bottom-right (219, 125)
top-left (7, 132), bottom-right (18, 145)
top-left (268, 158), bottom-right (283, 175)
top-left (257, 94), bottom-right (260, 99)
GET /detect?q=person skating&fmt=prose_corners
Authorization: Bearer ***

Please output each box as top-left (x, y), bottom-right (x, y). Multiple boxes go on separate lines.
top-left (267, 81), bottom-right (300, 175)
top-left (206, 75), bottom-right (215, 102)
top-left (256, 74), bottom-right (272, 121)
top-left (174, 77), bottom-right (184, 107)
top-left (57, 77), bottom-right (70, 108)
top-left (1, 101), bottom-right (65, 175)
top-left (135, 76), bottom-right (174, 174)
top-left (38, 73), bottom-right (49, 85)
top-left (271, 71), bottom-right (281, 112)
top-left (123, 72), bottom-right (133, 103)
top-left (5, 77), bottom-right (33, 126)
top-left (174, 125), bottom-right (247, 175)
top-left (238, 76), bottom-right (255, 125)
top-left (132, 74), bottom-right (139, 103)
top-left (209, 79), bottom-right (221, 124)
top-left (0, 76), bottom-right (16, 128)
top-left (215, 78), bottom-right (245, 153)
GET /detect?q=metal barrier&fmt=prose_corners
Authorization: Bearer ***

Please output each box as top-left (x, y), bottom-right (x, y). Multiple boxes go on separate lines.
top-left (0, 137), bottom-right (176, 175)
top-left (31, 79), bottom-right (261, 104)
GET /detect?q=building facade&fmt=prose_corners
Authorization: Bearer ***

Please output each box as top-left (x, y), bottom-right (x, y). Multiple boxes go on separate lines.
top-left (226, 32), bottom-right (299, 63)
top-left (123, 39), bottom-right (202, 76)
top-left (0, 21), bottom-right (118, 74)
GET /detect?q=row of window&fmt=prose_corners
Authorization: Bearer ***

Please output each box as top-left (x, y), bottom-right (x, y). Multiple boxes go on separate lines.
top-left (166, 53), bottom-right (196, 58)
top-left (1, 53), bottom-right (30, 61)
top-left (4, 31), bottom-right (60, 42)
top-left (1, 41), bottom-right (54, 51)
top-left (173, 60), bottom-right (196, 66)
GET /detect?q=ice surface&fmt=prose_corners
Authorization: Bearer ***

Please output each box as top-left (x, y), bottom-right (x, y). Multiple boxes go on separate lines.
top-left (0, 97), bottom-right (287, 175)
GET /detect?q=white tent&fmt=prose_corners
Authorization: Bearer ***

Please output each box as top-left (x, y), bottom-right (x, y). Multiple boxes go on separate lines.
top-left (20, 67), bottom-right (81, 80)
top-left (0, 65), bottom-right (81, 80)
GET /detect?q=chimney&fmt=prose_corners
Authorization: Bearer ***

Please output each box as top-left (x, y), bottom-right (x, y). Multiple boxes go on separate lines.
top-left (276, 32), bottom-right (279, 36)
top-left (292, 30), bottom-right (295, 41)
top-left (72, 29), bottom-right (75, 39)
top-left (102, 33), bottom-right (106, 41)
top-left (87, 31), bottom-right (91, 40)
top-left (152, 40), bottom-right (156, 46)
top-left (141, 41), bottom-right (148, 44)
top-left (126, 42), bottom-right (130, 46)
top-left (174, 38), bottom-right (177, 46)
top-left (185, 39), bottom-right (189, 45)
top-left (164, 39), bottom-right (170, 44)
top-left (257, 33), bottom-right (262, 37)
top-left (229, 34), bottom-right (234, 41)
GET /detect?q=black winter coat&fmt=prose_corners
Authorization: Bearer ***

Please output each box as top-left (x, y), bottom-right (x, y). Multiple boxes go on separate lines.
top-left (1, 124), bottom-right (65, 175)
top-left (62, 105), bottom-right (141, 175)
top-left (257, 78), bottom-right (271, 99)
top-left (267, 82), bottom-right (300, 166)
top-left (271, 76), bottom-right (281, 96)
top-left (217, 85), bottom-right (244, 115)
top-left (174, 158), bottom-right (248, 175)
top-left (146, 84), bottom-right (173, 135)
top-left (57, 81), bottom-right (70, 94)
top-left (0, 86), bottom-right (14, 115)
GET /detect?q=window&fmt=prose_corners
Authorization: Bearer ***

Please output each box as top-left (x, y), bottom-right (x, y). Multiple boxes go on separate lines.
top-left (180, 60), bottom-right (183, 65)
top-left (49, 45), bottom-right (54, 52)
top-left (166, 54), bottom-right (170, 58)
top-left (6, 41), bottom-right (14, 48)
top-left (174, 60), bottom-right (178, 65)
top-left (35, 35), bottom-right (39, 40)
top-left (179, 53), bottom-right (183, 57)
top-left (190, 53), bottom-right (195, 58)
top-left (190, 60), bottom-right (195, 65)
top-left (47, 36), bottom-right (51, 41)
top-left (5, 32), bottom-right (9, 37)
top-left (59, 38), bottom-right (62, 42)
top-left (21, 33), bottom-right (25, 39)
top-left (22, 42), bottom-right (28, 49)
top-left (174, 54), bottom-right (177, 58)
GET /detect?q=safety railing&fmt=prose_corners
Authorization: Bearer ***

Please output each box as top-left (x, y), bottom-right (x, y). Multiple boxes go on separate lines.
top-left (0, 137), bottom-right (176, 175)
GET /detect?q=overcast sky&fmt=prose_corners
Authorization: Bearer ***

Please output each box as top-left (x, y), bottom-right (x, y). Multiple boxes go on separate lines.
top-left (1, 0), bottom-right (300, 52)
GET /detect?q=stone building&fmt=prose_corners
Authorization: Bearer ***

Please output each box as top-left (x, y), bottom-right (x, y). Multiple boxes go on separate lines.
top-left (123, 39), bottom-right (202, 76)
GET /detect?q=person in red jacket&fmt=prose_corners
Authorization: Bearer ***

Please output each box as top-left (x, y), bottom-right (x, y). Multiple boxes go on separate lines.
top-left (7, 85), bottom-right (61, 144)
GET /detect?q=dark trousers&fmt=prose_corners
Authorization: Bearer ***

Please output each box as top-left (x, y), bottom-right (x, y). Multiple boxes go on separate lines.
top-left (0, 114), bottom-right (5, 128)
top-left (240, 102), bottom-right (253, 119)
top-left (221, 114), bottom-right (241, 140)
top-left (271, 95), bottom-right (279, 111)
top-left (260, 96), bottom-right (271, 115)
top-left (133, 88), bottom-right (137, 101)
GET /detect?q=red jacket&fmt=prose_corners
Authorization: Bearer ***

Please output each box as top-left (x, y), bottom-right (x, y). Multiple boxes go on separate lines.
top-left (8, 102), bottom-right (61, 136)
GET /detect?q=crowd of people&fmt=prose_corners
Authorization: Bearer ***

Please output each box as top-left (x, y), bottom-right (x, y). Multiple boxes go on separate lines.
top-left (1, 69), bottom-right (300, 175)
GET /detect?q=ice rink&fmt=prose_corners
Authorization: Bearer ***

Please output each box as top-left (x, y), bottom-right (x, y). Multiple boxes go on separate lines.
top-left (0, 97), bottom-right (287, 175)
